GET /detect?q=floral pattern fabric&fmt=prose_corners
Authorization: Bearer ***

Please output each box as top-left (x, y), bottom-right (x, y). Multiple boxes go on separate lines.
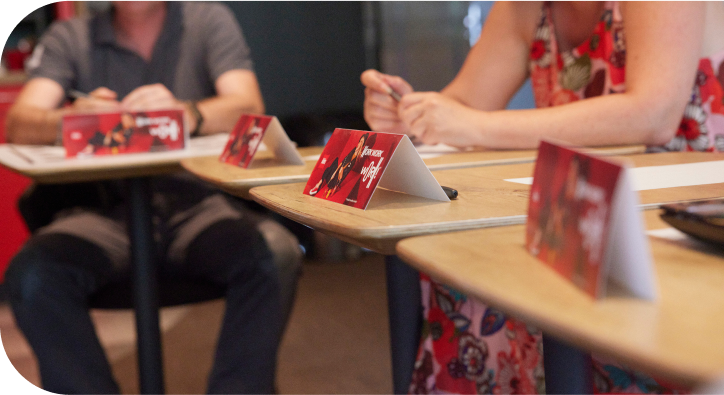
top-left (529, 1), bottom-right (724, 152)
top-left (410, 2), bottom-right (717, 394)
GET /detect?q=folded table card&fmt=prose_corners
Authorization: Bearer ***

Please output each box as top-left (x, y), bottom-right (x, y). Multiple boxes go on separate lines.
top-left (303, 129), bottom-right (449, 209)
top-left (63, 110), bottom-right (186, 158)
top-left (525, 141), bottom-right (657, 300)
top-left (219, 114), bottom-right (304, 168)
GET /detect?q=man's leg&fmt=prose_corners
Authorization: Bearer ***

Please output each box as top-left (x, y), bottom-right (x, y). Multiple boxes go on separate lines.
top-left (165, 194), bottom-right (302, 394)
top-left (5, 232), bottom-right (123, 394)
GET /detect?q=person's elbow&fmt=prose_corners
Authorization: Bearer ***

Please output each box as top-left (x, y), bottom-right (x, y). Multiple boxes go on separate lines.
top-left (626, 91), bottom-right (687, 146)
top-left (643, 102), bottom-right (686, 146)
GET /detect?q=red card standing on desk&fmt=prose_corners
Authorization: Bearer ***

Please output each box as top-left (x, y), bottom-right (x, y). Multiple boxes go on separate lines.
top-left (525, 141), bottom-right (656, 300)
top-left (304, 129), bottom-right (401, 209)
top-left (220, 115), bottom-right (271, 168)
top-left (303, 129), bottom-right (450, 209)
top-left (63, 110), bottom-right (185, 158)
top-left (219, 114), bottom-right (305, 168)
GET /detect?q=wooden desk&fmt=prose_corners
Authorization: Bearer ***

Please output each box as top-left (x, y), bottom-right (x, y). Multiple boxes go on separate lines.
top-left (0, 134), bottom-right (229, 184)
top-left (0, 136), bottom-right (229, 394)
top-left (396, 210), bottom-right (724, 389)
top-left (251, 152), bottom-right (724, 255)
top-left (182, 145), bottom-right (644, 200)
top-left (250, 150), bottom-right (724, 393)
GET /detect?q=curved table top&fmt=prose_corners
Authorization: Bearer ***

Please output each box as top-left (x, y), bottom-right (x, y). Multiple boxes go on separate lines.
top-left (250, 152), bottom-right (724, 254)
top-left (396, 210), bottom-right (724, 389)
top-left (0, 134), bottom-right (230, 184)
top-left (182, 145), bottom-right (645, 199)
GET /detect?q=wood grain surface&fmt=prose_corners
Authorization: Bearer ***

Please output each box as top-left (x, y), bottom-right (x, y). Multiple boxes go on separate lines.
top-left (396, 210), bottom-right (724, 388)
top-left (182, 145), bottom-right (645, 199)
top-left (251, 152), bottom-right (724, 254)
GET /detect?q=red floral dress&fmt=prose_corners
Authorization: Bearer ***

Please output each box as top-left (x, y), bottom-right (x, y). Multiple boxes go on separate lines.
top-left (530, 1), bottom-right (724, 152)
top-left (410, 2), bottom-right (722, 394)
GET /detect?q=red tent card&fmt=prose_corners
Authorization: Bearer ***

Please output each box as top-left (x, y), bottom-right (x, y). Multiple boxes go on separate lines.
top-left (63, 110), bottom-right (185, 158)
top-left (219, 114), bottom-right (304, 168)
top-left (525, 141), bottom-right (656, 300)
top-left (303, 129), bottom-right (449, 210)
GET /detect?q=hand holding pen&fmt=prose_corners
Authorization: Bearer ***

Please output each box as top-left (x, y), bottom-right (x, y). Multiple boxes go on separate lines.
top-left (69, 87), bottom-right (122, 112)
top-left (361, 69), bottom-right (414, 136)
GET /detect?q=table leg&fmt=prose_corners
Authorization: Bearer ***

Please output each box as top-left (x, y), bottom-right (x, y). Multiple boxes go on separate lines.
top-left (384, 255), bottom-right (422, 394)
top-left (127, 177), bottom-right (165, 394)
top-left (543, 334), bottom-right (592, 394)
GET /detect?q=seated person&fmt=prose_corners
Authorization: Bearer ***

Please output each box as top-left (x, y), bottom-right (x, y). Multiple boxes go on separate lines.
top-left (362, 1), bottom-right (724, 393)
top-left (4, 2), bottom-right (301, 394)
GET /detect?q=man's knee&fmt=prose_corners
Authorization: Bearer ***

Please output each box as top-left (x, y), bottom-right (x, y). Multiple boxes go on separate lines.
top-left (5, 233), bottom-right (111, 308)
top-left (6, 247), bottom-right (62, 308)
top-left (257, 219), bottom-right (303, 289)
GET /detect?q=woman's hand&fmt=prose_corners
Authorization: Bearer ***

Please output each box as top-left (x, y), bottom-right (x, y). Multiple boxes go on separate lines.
top-left (398, 92), bottom-right (484, 147)
top-left (361, 69), bottom-right (414, 134)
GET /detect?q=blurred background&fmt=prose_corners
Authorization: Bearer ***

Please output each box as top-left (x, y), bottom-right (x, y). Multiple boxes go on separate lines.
top-left (0, 2), bottom-right (533, 393)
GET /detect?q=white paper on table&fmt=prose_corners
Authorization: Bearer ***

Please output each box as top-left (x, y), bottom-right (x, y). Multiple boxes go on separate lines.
top-left (0, 133), bottom-right (232, 171)
top-left (505, 160), bottom-right (724, 191)
top-left (414, 143), bottom-right (463, 159)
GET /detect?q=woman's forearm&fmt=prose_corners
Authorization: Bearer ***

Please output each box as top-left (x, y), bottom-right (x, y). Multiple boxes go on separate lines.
top-left (469, 92), bottom-right (685, 150)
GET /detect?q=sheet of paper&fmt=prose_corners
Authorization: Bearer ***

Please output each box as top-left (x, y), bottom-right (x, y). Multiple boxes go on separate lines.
top-left (506, 160), bottom-right (724, 191)
top-left (647, 226), bottom-right (724, 254)
top-left (0, 133), bottom-right (230, 171)
top-left (414, 143), bottom-right (462, 159)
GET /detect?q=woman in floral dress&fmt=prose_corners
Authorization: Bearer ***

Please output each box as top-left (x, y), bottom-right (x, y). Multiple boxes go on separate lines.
top-left (362, 2), bottom-right (724, 394)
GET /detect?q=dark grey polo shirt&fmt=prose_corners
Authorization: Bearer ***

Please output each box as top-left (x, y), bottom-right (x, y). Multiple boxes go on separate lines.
top-left (26, 2), bottom-right (254, 101)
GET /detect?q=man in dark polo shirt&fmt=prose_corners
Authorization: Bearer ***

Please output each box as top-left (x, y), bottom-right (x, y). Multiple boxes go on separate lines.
top-left (4, 2), bottom-right (301, 393)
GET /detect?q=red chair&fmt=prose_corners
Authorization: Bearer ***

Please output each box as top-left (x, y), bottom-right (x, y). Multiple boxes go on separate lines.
top-left (0, 84), bottom-right (31, 282)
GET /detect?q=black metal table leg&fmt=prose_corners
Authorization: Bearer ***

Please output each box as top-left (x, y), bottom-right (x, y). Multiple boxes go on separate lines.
top-left (543, 334), bottom-right (592, 394)
top-left (127, 177), bottom-right (164, 394)
top-left (384, 255), bottom-right (422, 394)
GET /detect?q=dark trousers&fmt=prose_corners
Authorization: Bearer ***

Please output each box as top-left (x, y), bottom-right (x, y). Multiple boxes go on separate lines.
top-left (5, 192), bottom-right (300, 394)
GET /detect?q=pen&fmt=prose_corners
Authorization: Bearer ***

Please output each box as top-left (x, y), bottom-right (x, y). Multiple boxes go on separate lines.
top-left (386, 86), bottom-right (422, 145)
top-left (68, 89), bottom-right (89, 100)
top-left (387, 87), bottom-right (402, 102)
top-left (441, 186), bottom-right (458, 200)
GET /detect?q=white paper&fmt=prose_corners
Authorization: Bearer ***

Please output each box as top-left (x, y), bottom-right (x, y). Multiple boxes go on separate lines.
top-left (506, 160), bottom-right (724, 191)
top-left (0, 133), bottom-right (230, 172)
top-left (414, 143), bottom-right (462, 159)
top-left (601, 169), bottom-right (658, 300)
top-left (375, 136), bottom-right (450, 202)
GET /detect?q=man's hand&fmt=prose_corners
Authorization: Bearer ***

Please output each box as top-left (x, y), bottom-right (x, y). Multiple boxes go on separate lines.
top-left (121, 83), bottom-right (183, 111)
top-left (72, 87), bottom-right (122, 112)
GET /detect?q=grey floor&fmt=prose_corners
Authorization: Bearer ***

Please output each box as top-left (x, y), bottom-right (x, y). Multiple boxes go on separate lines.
top-left (0, 252), bottom-right (394, 394)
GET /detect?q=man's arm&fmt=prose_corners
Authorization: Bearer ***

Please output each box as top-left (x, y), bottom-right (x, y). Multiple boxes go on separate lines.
top-left (6, 78), bottom-right (121, 145)
top-left (195, 68), bottom-right (264, 135)
top-left (119, 69), bottom-right (264, 136)
top-left (5, 78), bottom-right (66, 145)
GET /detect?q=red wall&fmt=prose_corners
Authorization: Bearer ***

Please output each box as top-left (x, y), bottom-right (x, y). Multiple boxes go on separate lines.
top-left (0, 85), bottom-right (31, 282)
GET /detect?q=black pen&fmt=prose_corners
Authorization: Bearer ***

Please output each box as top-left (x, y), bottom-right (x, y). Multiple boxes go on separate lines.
top-left (442, 186), bottom-right (458, 200)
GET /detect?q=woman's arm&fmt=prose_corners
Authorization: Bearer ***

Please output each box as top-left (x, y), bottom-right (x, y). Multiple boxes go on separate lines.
top-left (399, 2), bottom-right (705, 149)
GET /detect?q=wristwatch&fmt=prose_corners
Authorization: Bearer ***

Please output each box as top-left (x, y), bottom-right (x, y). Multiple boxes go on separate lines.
top-left (187, 101), bottom-right (204, 137)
